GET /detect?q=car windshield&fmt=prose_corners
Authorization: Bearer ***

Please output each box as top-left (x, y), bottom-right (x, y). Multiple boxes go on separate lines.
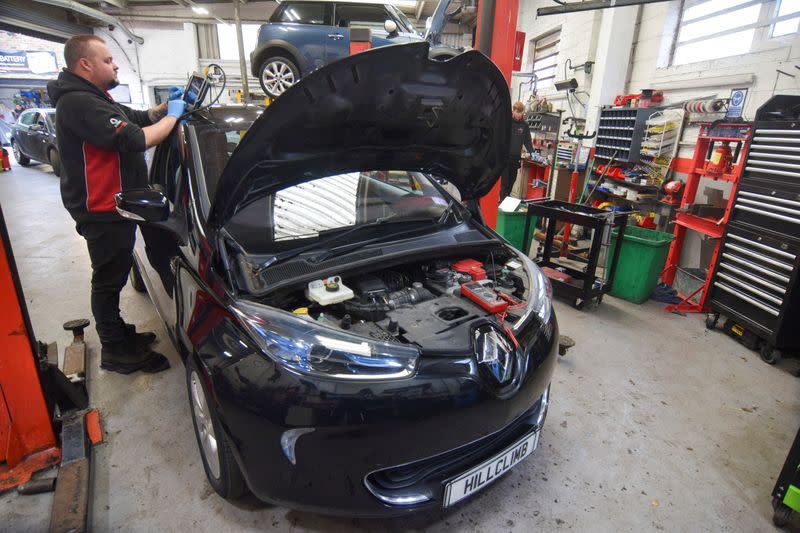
top-left (192, 118), bottom-right (460, 252)
top-left (387, 5), bottom-right (417, 34)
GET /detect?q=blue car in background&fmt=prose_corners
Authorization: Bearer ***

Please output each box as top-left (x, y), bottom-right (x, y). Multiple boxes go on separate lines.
top-left (251, 0), bottom-right (459, 98)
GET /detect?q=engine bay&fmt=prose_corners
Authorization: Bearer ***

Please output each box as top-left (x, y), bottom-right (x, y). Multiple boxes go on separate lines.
top-left (262, 252), bottom-right (531, 353)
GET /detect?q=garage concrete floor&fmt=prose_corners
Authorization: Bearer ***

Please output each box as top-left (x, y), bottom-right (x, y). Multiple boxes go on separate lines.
top-left (2, 159), bottom-right (800, 532)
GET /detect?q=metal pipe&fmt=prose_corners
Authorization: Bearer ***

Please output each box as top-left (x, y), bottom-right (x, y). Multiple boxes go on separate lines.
top-left (32, 0), bottom-right (144, 44)
top-left (233, 0), bottom-right (250, 99)
top-left (537, 0), bottom-right (672, 16)
top-left (475, 0), bottom-right (494, 55)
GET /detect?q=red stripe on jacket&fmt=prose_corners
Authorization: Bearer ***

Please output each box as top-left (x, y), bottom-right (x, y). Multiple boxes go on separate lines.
top-left (83, 142), bottom-right (121, 212)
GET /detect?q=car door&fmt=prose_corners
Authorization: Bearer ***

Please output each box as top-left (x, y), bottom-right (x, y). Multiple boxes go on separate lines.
top-left (15, 111), bottom-right (36, 156)
top-left (134, 141), bottom-right (183, 332)
top-left (28, 113), bottom-right (49, 162)
top-left (271, 2), bottom-right (333, 73)
top-left (331, 3), bottom-right (405, 60)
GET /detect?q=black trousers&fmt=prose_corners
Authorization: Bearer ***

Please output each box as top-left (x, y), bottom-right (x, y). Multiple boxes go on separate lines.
top-left (499, 158), bottom-right (522, 201)
top-left (76, 220), bottom-right (136, 347)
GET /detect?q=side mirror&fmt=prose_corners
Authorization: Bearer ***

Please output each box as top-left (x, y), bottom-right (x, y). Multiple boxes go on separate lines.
top-left (115, 188), bottom-right (169, 222)
top-left (384, 19), bottom-right (398, 34)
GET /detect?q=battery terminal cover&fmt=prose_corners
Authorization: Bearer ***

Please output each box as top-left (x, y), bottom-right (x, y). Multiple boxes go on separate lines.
top-left (306, 276), bottom-right (354, 305)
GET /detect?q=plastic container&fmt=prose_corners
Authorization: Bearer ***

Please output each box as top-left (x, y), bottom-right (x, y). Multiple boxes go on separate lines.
top-left (608, 226), bottom-right (675, 304)
top-left (306, 276), bottom-right (354, 305)
top-left (496, 209), bottom-right (539, 255)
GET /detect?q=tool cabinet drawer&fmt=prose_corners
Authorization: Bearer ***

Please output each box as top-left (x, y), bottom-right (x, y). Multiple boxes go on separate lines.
top-left (729, 184), bottom-right (800, 238)
top-left (744, 125), bottom-right (800, 189)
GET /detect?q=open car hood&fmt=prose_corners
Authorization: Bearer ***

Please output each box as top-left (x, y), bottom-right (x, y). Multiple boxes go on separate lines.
top-left (208, 42), bottom-right (511, 229)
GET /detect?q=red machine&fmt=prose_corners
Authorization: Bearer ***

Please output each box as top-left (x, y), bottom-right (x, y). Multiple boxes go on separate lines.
top-left (661, 180), bottom-right (684, 205)
top-left (1, 147), bottom-right (10, 171)
top-left (461, 281), bottom-right (508, 313)
top-left (704, 141), bottom-right (733, 177)
top-left (661, 123), bottom-right (751, 313)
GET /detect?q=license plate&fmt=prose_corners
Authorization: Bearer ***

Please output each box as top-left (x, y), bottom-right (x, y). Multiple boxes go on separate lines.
top-left (443, 431), bottom-right (539, 507)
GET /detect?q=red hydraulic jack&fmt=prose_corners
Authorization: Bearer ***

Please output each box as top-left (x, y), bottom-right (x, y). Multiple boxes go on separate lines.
top-left (0, 204), bottom-right (99, 532)
top-left (560, 120), bottom-right (595, 257)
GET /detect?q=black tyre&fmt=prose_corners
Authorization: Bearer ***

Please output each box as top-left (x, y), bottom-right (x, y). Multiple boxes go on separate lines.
top-left (705, 313), bottom-right (718, 330)
top-left (11, 140), bottom-right (30, 166)
top-left (773, 498), bottom-right (793, 527)
top-left (258, 55), bottom-right (300, 98)
top-left (760, 343), bottom-right (781, 365)
top-left (129, 262), bottom-right (147, 293)
top-left (49, 148), bottom-right (61, 177)
top-left (186, 355), bottom-right (248, 500)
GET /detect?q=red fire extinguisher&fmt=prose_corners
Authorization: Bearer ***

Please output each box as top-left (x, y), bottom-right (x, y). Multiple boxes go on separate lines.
top-left (0, 147), bottom-right (10, 171)
top-left (705, 141), bottom-right (733, 177)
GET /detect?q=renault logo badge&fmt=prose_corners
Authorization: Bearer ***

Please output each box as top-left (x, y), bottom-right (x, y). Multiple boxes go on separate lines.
top-left (474, 326), bottom-right (514, 384)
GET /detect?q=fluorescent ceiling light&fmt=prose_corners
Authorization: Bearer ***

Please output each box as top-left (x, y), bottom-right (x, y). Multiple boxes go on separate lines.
top-left (191, 6), bottom-right (209, 15)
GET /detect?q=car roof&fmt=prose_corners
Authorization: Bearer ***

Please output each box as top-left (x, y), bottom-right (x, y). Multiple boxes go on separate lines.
top-left (21, 108), bottom-right (55, 114)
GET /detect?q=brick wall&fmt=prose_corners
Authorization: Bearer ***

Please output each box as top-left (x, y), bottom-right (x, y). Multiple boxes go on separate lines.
top-left (0, 30), bottom-right (66, 79)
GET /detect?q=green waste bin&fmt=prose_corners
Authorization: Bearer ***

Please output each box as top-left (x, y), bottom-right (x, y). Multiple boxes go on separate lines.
top-left (496, 209), bottom-right (538, 255)
top-left (608, 226), bottom-right (675, 304)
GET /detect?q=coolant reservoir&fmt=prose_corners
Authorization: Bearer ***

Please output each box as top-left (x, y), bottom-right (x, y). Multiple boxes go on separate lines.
top-left (305, 276), bottom-right (354, 306)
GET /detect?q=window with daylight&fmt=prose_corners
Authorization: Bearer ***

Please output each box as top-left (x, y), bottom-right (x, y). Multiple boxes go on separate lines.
top-left (217, 24), bottom-right (261, 61)
top-left (772, 0), bottom-right (800, 37)
top-left (672, 0), bottom-right (800, 66)
top-left (529, 30), bottom-right (560, 90)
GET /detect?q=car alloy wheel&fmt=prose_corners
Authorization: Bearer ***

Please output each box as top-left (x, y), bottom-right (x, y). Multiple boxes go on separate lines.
top-left (11, 141), bottom-right (30, 166)
top-left (261, 58), bottom-right (297, 97)
top-left (189, 369), bottom-right (221, 479)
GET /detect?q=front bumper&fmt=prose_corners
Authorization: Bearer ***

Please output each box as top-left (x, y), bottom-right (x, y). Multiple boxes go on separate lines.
top-left (200, 311), bottom-right (558, 516)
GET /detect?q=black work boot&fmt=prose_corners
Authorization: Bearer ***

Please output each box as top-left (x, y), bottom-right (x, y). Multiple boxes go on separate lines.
top-left (123, 323), bottom-right (157, 348)
top-left (100, 342), bottom-right (170, 375)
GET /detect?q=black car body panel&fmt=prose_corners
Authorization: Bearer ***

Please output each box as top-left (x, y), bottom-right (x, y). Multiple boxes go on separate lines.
top-left (191, 304), bottom-right (556, 515)
top-left (210, 42), bottom-right (511, 228)
top-left (127, 43), bottom-right (555, 517)
top-left (11, 108), bottom-right (58, 164)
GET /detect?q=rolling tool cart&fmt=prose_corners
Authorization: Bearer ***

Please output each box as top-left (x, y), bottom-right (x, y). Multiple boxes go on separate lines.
top-left (772, 425), bottom-right (800, 527)
top-left (521, 199), bottom-right (628, 309)
top-left (705, 96), bottom-right (800, 364)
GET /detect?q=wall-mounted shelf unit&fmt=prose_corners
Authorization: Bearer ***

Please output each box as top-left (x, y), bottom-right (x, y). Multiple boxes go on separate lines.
top-left (595, 106), bottom-right (663, 163)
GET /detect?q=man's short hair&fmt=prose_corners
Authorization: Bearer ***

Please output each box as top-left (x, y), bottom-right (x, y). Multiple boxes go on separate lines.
top-left (64, 35), bottom-right (105, 69)
top-left (512, 101), bottom-right (525, 113)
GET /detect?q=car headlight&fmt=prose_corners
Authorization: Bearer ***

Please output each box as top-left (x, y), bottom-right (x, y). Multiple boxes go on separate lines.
top-left (233, 300), bottom-right (419, 380)
top-left (510, 250), bottom-right (553, 330)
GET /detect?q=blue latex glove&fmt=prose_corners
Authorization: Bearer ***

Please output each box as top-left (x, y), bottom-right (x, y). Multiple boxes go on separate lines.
top-left (168, 86), bottom-right (183, 101)
top-left (167, 99), bottom-right (187, 118)
top-left (186, 90), bottom-right (197, 104)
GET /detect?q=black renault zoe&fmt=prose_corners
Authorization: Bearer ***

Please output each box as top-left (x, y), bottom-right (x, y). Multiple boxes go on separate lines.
top-left (118, 42), bottom-right (557, 516)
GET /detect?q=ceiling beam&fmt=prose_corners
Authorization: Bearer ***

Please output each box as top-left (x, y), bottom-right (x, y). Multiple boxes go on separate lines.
top-left (537, 0), bottom-right (672, 16)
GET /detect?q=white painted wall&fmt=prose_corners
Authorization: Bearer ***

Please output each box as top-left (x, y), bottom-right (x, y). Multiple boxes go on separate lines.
top-left (95, 21), bottom-right (199, 109)
top-left (513, 1), bottom-right (601, 120)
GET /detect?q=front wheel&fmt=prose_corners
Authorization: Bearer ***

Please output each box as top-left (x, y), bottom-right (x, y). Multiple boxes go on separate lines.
top-left (760, 343), bottom-right (781, 365)
top-left (49, 148), bottom-right (61, 177)
top-left (129, 262), bottom-right (146, 293)
top-left (11, 140), bottom-right (30, 166)
top-left (773, 497), bottom-right (793, 527)
top-left (186, 356), bottom-right (248, 500)
top-left (258, 56), bottom-right (300, 99)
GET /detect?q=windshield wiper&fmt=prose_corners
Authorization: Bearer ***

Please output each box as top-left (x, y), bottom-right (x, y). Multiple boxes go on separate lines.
top-left (252, 214), bottom-right (429, 276)
top-left (306, 221), bottom-right (442, 264)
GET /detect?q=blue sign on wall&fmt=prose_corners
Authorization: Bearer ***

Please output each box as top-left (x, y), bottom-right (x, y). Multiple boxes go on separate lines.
top-left (726, 88), bottom-right (748, 119)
